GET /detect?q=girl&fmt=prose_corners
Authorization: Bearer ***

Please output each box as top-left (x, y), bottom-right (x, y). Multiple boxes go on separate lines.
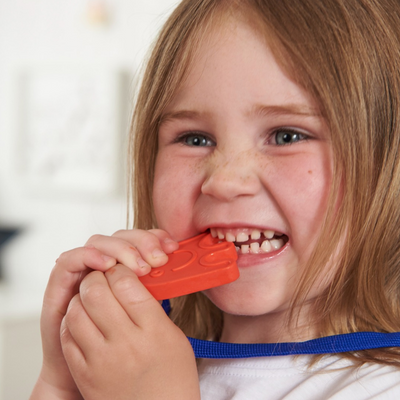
top-left (31, 0), bottom-right (400, 399)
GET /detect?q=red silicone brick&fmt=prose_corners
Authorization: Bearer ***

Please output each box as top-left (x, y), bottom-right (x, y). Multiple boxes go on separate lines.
top-left (139, 233), bottom-right (239, 300)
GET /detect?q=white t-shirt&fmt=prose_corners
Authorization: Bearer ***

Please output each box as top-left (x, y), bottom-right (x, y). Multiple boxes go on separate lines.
top-left (198, 354), bottom-right (400, 399)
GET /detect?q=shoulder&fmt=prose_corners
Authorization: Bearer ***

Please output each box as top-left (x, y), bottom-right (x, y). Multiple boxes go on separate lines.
top-left (198, 355), bottom-right (400, 400)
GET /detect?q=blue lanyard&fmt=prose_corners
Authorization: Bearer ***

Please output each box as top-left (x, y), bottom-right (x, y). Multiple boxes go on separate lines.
top-left (188, 332), bottom-right (400, 358)
top-left (162, 300), bottom-right (400, 359)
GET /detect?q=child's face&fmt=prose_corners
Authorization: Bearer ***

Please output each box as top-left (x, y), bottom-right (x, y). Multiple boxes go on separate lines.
top-left (153, 20), bottom-right (332, 321)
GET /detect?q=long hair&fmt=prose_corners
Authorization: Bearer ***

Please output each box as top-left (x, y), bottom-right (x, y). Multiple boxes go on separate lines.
top-left (129, 0), bottom-right (400, 366)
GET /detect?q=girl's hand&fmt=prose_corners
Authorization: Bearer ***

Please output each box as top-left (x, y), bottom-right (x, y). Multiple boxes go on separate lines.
top-left (60, 263), bottom-right (200, 400)
top-left (30, 229), bottom-right (180, 400)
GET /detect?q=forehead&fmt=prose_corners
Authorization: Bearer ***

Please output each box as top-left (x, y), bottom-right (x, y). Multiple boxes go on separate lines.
top-left (163, 17), bottom-right (320, 119)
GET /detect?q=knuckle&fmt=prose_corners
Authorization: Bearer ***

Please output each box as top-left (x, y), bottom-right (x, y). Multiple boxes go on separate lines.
top-left (112, 229), bottom-right (130, 238)
top-left (136, 230), bottom-right (159, 248)
top-left (113, 229), bottom-right (162, 252)
top-left (113, 274), bottom-right (138, 294)
top-left (81, 246), bottom-right (105, 266)
top-left (60, 326), bottom-right (74, 350)
top-left (59, 323), bottom-right (69, 344)
top-left (80, 279), bottom-right (105, 304)
top-left (55, 250), bottom-right (70, 265)
top-left (64, 296), bottom-right (81, 323)
top-left (121, 242), bottom-right (138, 255)
top-left (64, 310), bottom-right (78, 327)
top-left (86, 234), bottom-right (103, 245)
top-left (148, 228), bottom-right (162, 235)
top-left (148, 228), bottom-right (167, 238)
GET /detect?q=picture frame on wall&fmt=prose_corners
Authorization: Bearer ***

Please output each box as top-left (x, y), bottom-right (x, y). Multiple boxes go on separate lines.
top-left (17, 67), bottom-right (129, 197)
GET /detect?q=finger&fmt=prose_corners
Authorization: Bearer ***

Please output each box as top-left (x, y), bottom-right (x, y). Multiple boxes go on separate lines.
top-left (105, 264), bottom-right (168, 328)
top-left (148, 229), bottom-right (180, 253)
top-left (41, 247), bottom-right (116, 359)
top-left (44, 247), bottom-right (116, 327)
top-left (112, 229), bottom-right (179, 265)
top-left (112, 229), bottom-right (179, 253)
top-left (79, 270), bottom-right (137, 339)
top-left (86, 230), bottom-right (176, 270)
top-left (85, 234), bottom-right (154, 274)
top-left (60, 315), bottom-right (86, 376)
top-left (63, 292), bottom-right (106, 355)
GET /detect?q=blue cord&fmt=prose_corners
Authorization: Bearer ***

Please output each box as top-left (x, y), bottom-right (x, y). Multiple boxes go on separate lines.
top-left (189, 332), bottom-right (400, 358)
top-left (162, 299), bottom-right (400, 359)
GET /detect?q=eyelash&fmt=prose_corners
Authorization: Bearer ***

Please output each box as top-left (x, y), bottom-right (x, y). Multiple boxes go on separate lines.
top-left (174, 128), bottom-right (309, 147)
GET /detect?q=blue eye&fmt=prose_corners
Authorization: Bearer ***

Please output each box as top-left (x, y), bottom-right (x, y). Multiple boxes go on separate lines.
top-left (180, 133), bottom-right (215, 147)
top-left (274, 129), bottom-right (307, 145)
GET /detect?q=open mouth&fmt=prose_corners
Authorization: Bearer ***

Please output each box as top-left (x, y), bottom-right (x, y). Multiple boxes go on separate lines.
top-left (210, 228), bottom-right (289, 254)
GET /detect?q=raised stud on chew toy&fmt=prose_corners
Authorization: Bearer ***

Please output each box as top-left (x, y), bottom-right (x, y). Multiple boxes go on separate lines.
top-left (139, 232), bottom-right (239, 300)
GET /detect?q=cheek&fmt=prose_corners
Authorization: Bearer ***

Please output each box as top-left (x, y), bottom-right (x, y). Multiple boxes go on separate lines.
top-left (266, 152), bottom-right (332, 239)
top-left (152, 152), bottom-right (203, 238)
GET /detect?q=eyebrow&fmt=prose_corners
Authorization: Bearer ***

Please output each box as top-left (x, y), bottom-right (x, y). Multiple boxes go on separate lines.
top-left (248, 103), bottom-right (321, 118)
top-left (159, 103), bottom-right (321, 125)
top-left (159, 109), bottom-right (211, 125)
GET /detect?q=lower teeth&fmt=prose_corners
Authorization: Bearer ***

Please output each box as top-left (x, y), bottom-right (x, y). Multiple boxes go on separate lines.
top-left (241, 244), bottom-right (249, 254)
top-left (238, 238), bottom-right (284, 254)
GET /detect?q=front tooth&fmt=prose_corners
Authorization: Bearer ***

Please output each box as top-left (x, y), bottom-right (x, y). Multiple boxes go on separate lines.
top-left (250, 242), bottom-right (260, 254)
top-left (261, 240), bottom-right (272, 253)
top-left (217, 230), bottom-right (225, 240)
top-left (264, 230), bottom-right (274, 239)
top-left (270, 238), bottom-right (284, 250)
top-left (226, 232), bottom-right (235, 242)
top-left (210, 228), bottom-right (217, 238)
top-left (251, 229), bottom-right (261, 239)
top-left (236, 232), bottom-right (249, 242)
top-left (241, 244), bottom-right (249, 254)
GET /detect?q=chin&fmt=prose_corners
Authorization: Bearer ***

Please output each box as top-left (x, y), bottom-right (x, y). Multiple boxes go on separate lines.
top-left (203, 284), bottom-right (289, 317)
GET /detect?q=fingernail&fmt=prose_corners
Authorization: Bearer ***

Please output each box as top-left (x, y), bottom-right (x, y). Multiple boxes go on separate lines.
top-left (163, 237), bottom-right (176, 244)
top-left (137, 258), bottom-right (150, 269)
top-left (152, 249), bottom-right (167, 258)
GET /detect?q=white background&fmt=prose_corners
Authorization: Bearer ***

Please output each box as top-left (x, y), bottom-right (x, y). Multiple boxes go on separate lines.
top-left (0, 0), bottom-right (178, 294)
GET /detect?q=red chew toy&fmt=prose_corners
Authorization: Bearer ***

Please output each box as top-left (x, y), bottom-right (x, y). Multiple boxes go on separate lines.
top-left (139, 233), bottom-right (239, 300)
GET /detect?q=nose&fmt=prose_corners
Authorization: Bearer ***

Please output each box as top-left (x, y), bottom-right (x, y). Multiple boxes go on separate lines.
top-left (201, 148), bottom-right (262, 201)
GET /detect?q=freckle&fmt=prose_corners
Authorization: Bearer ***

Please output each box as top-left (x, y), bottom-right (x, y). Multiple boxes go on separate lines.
top-left (308, 170), bottom-right (313, 174)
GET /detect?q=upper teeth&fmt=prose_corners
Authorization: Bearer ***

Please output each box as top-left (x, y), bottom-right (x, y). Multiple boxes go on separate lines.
top-left (210, 228), bottom-right (285, 254)
top-left (236, 232), bottom-right (249, 242)
top-left (211, 228), bottom-right (277, 242)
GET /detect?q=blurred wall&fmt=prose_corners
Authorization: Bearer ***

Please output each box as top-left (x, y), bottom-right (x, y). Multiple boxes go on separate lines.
top-left (0, 1), bottom-right (180, 397)
top-left (0, 0), bottom-right (179, 295)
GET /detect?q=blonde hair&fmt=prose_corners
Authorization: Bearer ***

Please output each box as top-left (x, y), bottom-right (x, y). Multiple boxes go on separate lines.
top-left (129, 0), bottom-right (400, 365)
